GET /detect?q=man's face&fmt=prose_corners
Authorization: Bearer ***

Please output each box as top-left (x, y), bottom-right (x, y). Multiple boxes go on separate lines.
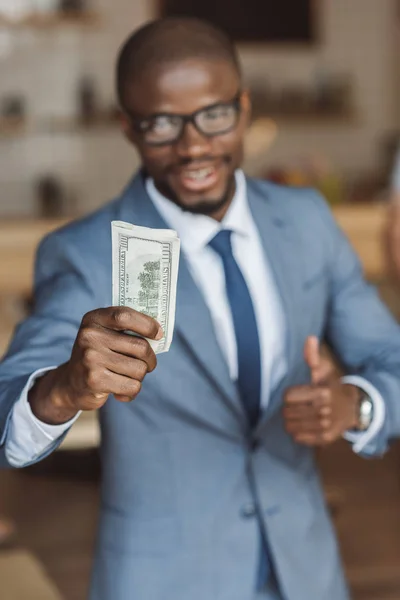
top-left (121, 58), bottom-right (250, 217)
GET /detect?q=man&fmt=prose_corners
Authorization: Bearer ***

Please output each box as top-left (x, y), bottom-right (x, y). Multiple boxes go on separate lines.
top-left (1, 17), bottom-right (400, 600)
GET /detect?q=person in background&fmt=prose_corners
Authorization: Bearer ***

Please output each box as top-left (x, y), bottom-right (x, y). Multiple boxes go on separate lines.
top-left (1, 17), bottom-right (400, 600)
top-left (386, 143), bottom-right (400, 284)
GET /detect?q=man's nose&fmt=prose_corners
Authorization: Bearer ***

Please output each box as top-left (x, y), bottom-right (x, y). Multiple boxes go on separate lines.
top-left (175, 121), bottom-right (212, 159)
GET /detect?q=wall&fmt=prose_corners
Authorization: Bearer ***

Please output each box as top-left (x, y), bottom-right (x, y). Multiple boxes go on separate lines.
top-left (240, 0), bottom-right (399, 178)
top-left (0, 0), bottom-right (398, 216)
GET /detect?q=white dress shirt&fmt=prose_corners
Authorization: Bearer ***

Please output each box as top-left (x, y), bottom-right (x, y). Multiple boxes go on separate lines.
top-left (5, 170), bottom-right (384, 466)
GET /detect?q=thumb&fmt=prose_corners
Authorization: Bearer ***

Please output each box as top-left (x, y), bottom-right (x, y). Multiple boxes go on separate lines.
top-left (304, 335), bottom-right (322, 384)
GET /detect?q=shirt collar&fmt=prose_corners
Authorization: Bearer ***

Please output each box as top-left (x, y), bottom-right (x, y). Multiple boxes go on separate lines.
top-left (146, 170), bottom-right (252, 254)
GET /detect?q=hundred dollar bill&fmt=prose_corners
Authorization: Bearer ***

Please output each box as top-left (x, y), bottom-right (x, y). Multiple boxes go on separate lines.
top-left (112, 221), bottom-right (180, 354)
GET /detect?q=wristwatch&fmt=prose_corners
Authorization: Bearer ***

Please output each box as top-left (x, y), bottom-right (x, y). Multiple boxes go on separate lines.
top-left (357, 394), bottom-right (374, 431)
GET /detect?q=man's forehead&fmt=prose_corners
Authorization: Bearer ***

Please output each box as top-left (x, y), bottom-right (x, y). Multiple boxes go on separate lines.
top-left (126, 58), bottom-right (239, 114)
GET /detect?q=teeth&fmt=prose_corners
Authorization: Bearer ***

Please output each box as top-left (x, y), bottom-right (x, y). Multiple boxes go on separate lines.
top-left (184, 167), bottom-right (214, 180)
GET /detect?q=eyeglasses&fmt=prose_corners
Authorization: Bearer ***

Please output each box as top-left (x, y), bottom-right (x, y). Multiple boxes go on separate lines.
top-left (127, 92), bottom-right (242, 147)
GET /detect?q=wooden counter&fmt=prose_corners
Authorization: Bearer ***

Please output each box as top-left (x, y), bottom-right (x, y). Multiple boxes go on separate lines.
top-left (332, 203), bottom-right (387, 280)
top-left (0, 218), bottom-right (70, 296)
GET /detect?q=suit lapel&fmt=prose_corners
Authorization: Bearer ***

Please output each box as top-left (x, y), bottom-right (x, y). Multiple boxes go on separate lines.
top-left (117, 174), bottom-right (243, 421)
top-left (246, 179), bottom-right (305, 424)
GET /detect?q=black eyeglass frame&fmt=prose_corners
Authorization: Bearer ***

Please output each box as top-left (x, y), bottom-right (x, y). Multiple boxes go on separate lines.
top-left (125, 91), bottom-right (243, 147)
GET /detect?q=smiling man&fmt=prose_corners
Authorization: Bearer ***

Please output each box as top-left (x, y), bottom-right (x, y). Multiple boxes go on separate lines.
top-left (1, 17), bottom-right (400, 600)
top-left (117, 22), bottom-right (248, 219)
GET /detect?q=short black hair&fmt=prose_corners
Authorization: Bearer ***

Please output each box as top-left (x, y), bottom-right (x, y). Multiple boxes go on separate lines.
top-left (116, 17), bottom-right (241, 110)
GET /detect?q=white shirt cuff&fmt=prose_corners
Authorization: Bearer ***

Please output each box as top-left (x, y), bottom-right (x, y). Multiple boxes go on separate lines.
top-left (5, 367), bottom-right (81, 467)
top-left (341, 375), bottom-right (385, 454)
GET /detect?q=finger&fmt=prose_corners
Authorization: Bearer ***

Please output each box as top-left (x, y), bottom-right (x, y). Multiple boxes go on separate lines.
top-left (103, 370), bottom-right (142, 398)
top-left (81, 327), bottom-right (157, 372)
top-left (304, 335), bottom-right (321, 384)
top-left (314, 356), bottom-right (336, 381)
top-left (83, 307), bottom-right (163, 341)
top-left (92, 392), bottom-right (109, 401)
top-left (284, 403), bottom-right (318, 420)
top-left (109, 332), bottom-right (157, 373)
top-left (114, 394), bottom-right (135, 403)
top-left (283, 400), bottom-right (332, 428)
top-left (285, 418), bottom-right (325, 435)
top-left (105, 351), bottom-right (149, 382)
top-left (107, 333), bottom-right (157, 373)
top-left (294, 430), bottom-right (337, 446)
top-left (318, 402), bottom-right (332, 417)
top-left (285, 416), bottom-right (331, 435)
top-left (284, 385), bottom-right (330, 405)
top-left (292, 433), bottom-right (321, 447)
top-left (315, 430), bottom-right (336, 446)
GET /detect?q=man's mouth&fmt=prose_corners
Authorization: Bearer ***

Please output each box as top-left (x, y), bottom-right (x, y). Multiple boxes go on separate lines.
top-left (176, 165), bottom-right (220, 192)
top-left (183, 166), bottom-right (214, 180)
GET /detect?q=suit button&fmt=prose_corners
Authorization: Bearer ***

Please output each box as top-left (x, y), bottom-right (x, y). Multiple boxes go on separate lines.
top-left (250, 439), bottom-right (260, 451)
top-left (240, 504), bottom-right (256, 518)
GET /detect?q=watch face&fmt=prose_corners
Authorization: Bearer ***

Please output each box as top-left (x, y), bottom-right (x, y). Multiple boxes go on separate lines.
top-left (359, 397), bottom-right (373, 430)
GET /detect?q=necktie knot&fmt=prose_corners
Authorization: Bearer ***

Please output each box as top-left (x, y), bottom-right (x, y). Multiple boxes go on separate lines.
top-left (208, 229), bottom-right (233, 259)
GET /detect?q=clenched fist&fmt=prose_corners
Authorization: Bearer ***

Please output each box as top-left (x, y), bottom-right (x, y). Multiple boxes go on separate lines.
top-left (28, 307), bottom-right (162, 425)
top-left (283, 336), bottom-right (360, 446)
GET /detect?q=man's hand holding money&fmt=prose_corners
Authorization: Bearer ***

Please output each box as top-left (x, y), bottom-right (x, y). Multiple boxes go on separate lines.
top-left (28, 307), bottom-right (162, 425)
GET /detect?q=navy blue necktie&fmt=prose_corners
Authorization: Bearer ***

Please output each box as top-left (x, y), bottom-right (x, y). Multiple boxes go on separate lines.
top-left (209, 230), bottom-right (261, 427)
top-left (210, 230), bottom-right (271, 591)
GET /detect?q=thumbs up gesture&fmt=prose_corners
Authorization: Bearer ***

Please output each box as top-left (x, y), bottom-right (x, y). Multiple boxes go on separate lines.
top-left (283, 336), bottom-right (361, 446)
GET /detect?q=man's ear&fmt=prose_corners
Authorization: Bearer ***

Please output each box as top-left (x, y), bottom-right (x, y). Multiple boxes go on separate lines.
top-left (240, 89), bottom-right (252, 127)
top-left (119, 111), bottom-right (136, 145)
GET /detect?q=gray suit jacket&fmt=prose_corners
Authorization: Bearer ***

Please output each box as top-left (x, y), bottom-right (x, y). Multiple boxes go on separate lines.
top-left (1, 173), bottom-right (400, 600)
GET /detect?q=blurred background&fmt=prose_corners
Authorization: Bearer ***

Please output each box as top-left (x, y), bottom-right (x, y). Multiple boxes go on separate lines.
top-left (1, 0), bottom-right (400, 598)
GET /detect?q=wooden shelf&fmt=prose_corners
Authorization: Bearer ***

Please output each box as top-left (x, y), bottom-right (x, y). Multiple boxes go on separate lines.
top-left (0, 115), bottom-right (119, 140)
top-left (44, 115), bottom-right (119, 133)
top-left (0, 117), bottom-right (27, 138)
top-left (0, 11), bottom-right (100, 30)
top-left (252, 110), bottom-right (358, 126)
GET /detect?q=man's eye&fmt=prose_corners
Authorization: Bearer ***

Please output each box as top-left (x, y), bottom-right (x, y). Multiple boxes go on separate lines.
top-left (153, 116), bottom-right (180, 131)
top-left (204, 106), bottom-right (231, 120)
top-left (137, 116), bottom-right (178, 132)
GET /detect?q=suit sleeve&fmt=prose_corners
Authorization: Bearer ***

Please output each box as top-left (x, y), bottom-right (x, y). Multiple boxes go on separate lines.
top-left (311, 193), bottom-right (400, 457)
top-left (0, 231), bottom-right (98, 466)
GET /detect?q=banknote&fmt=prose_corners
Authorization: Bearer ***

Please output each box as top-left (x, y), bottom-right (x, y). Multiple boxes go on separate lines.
top-left (112, 221), bottom-right (180, 353)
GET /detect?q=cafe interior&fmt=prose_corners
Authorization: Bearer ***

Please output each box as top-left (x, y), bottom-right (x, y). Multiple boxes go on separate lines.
top-left (1, 0), bottom-right (400, 598)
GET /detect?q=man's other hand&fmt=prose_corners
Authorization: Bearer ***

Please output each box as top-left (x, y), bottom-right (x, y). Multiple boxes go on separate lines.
top-left (283, 336), bottom-right (360, 446)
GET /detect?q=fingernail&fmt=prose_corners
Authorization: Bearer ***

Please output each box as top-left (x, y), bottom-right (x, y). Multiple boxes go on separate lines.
top-left (155, 326), bottom-right (164, 340)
